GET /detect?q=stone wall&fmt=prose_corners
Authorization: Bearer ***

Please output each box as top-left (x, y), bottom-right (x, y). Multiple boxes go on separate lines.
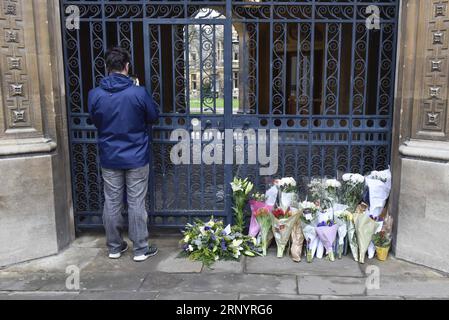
top-left (0, 0), bottom-right (73, 266)
top-left (393, 0), bottom-right (449, 273)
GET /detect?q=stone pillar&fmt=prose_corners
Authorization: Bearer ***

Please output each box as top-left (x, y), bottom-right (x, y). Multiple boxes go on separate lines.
top-left (393, 0), bottom-right (449, 272)
top-left (0, 0), bottom-right (74, 266)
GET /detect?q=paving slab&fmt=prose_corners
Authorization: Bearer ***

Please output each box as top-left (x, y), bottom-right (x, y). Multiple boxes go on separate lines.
top-left (202, 259), bottom-right (245, 274)
top-left (150, 236), bottom-right (183, 249)
top-left (0, 272), bottom-right (67, 291)
top-left (239, 293), bottom-right (319, 300)
top-left (75, 271), bottom-right (146, 292)
top-left (72, 233), bottom-right (105, 248)
top-left (141, 272), bottom-right (298, 294)
top-left (246, 249), bottom-right (364, 277)
top-left (72, 232), bottom-right (181, 249)
top-left (366, 257), bottom-right (444, 278)
top-left (156, 292), bottom-right (238, 300)
top-left (298, 276), bottom-right (366, 295)
top-left (4, 247), bottom-right (101, 273)
top-left (367, 276), bottom-right (449, 298)
top-left (82, 248), bottom-right (186, 273)
top-left (321, 295), bottom-right (404, 300)
top-left (77, 290), bottom-right (158, 300)
top-left (403, 296), bottom-right (449, 300)
top-left (155, 252), bottom-right (203, 273)
top-left (0, 291), bottom-right (79, 300)
top-left (2, 234), bottom-right (449, 300)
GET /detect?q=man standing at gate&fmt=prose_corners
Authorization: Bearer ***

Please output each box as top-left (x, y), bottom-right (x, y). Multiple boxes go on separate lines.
top-left (88, 47), bottom-right (159, 262)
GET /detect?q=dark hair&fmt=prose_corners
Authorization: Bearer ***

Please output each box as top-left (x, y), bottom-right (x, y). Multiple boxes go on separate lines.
top-left (105, 47), bottom-right (131, 73)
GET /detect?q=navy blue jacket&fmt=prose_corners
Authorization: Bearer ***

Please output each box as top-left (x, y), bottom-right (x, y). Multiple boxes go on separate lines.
top-left (88, 73), bottom-right (159, 170)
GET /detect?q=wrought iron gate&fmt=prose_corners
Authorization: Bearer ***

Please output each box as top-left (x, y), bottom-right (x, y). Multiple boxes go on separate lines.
top-left (61, 0), bottom-right (399, 229)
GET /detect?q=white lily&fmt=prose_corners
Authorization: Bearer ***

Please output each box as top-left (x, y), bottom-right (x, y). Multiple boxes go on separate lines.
top-left (232, 239), bottom-right (243, 247)
top-left (223, 224), bottom-right (231, 235)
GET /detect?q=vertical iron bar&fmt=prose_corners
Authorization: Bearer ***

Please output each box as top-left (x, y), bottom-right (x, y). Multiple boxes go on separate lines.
top-left (224, 0), bottom-right (233, 224)
top-left (283, 22), bottom-right (287, 115)
top-left (158, 25), bottom-right (164, 111)
top-left (199, 24), bottom-right (203, 114)
top-left (213, 24), bottom-right (217, 114)
top-left (322, 23), bottom-right (329, 115)
top-left (348, 7), bottom-right (357, 173)
top-left (172, 25), bottom-right (176, 114)
top-left (308, 4), bottom-right (316, 180)
top-left (336, 23), bottom-right (342, 116)
top-left (375, 24), bottom-right (384, 116)
top-left (296, 23), bottom-right (301, 115)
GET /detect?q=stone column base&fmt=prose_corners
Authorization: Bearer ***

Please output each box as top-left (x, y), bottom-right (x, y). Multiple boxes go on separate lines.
top-left (0, 151), bottom-right (73, 267)
top-left (396, 140), bottom-right (449, 273)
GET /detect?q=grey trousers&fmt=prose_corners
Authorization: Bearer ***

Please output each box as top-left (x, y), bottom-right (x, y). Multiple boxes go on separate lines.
top-left (101, 165), bottom-right (150, 256)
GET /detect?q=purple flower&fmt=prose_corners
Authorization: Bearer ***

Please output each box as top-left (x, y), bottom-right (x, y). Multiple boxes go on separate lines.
top-left (204, 226), bottom-right (211, 231)
top-left (317, 220), bottom-right (335, 227)
top-left (182, 244), bottom-right (189, 251)
top-left (220, 239), bottom-right (227, 250)
top-left (211, 234), bottom-right (216, 241)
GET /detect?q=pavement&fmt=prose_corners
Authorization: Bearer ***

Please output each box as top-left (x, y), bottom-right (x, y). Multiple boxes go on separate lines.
top-left (1, 231), bottom-right (448, 300)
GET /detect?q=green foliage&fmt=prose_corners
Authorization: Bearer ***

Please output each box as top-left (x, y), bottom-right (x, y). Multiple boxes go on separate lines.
top-left (230, 177), bottom-right (254, 232)
top-left (179, 217), bottom-right (261, 267)
top-left (372, 231), bottom-right (391, 248)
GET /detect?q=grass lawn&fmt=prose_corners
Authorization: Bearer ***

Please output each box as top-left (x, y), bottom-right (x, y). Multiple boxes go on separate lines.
top-left (189, 98), bottom-right (239, 111)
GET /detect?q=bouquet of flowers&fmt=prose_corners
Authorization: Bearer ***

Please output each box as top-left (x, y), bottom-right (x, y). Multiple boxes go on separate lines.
top-left (324, 179), bottom-right (342, 209)
top-left (179, 217), bottom-right (261, 267)
top-left (308, 178), bottom-right (327, 206)
top-left (308, 178), bottom-right (341, 210)
top-left (341, 173), bottom-right (365, 212)
top-left (315, 219), bottom-right (339, 261)
top-left (248, 192), bottom-right (272, 237)
top-left (271, 207), bottom-right (300, 258)
top-left (354, 212), bottom-right (378, 263)
top-left (255, 207), bottom-right (272, 256)
top-left (299, 201), bottom-right (319, 262)
top-left (274, 177), bottom-right (297, 211)
top-left (372, 231), bottom-right (392, 261)
top-left (365, 169), bottom-right (391, 218)
top-left (289, 207), bottom-right (304, 262)
top-left (338, 211), bottom-right (358, 261)
top-left (299, 201), bottom-right (319, 224)
top-left (372, 231), bottom-right (391, 248)
top-left (231, 177), bottom-right (254, 232)
top-left (333, 208), bottom-right (350, 259)
top-left (367, 215), bottom-right (384, 259)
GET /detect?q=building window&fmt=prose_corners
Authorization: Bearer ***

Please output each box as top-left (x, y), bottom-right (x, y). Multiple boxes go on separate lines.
top-left (233, 51), bottom-right (238, 61)
top-left (233, 72), bottom-right (238, 89)
top-left (218, 41), bottom-right (224, 62)
top-left (191, 52), bottom-right (197, 61)
top-left (191, 74), bottom-right (197, 90)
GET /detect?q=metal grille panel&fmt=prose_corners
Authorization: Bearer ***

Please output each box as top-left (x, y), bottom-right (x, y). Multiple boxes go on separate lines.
top-left (61, 0), bottom-right (399, 229)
